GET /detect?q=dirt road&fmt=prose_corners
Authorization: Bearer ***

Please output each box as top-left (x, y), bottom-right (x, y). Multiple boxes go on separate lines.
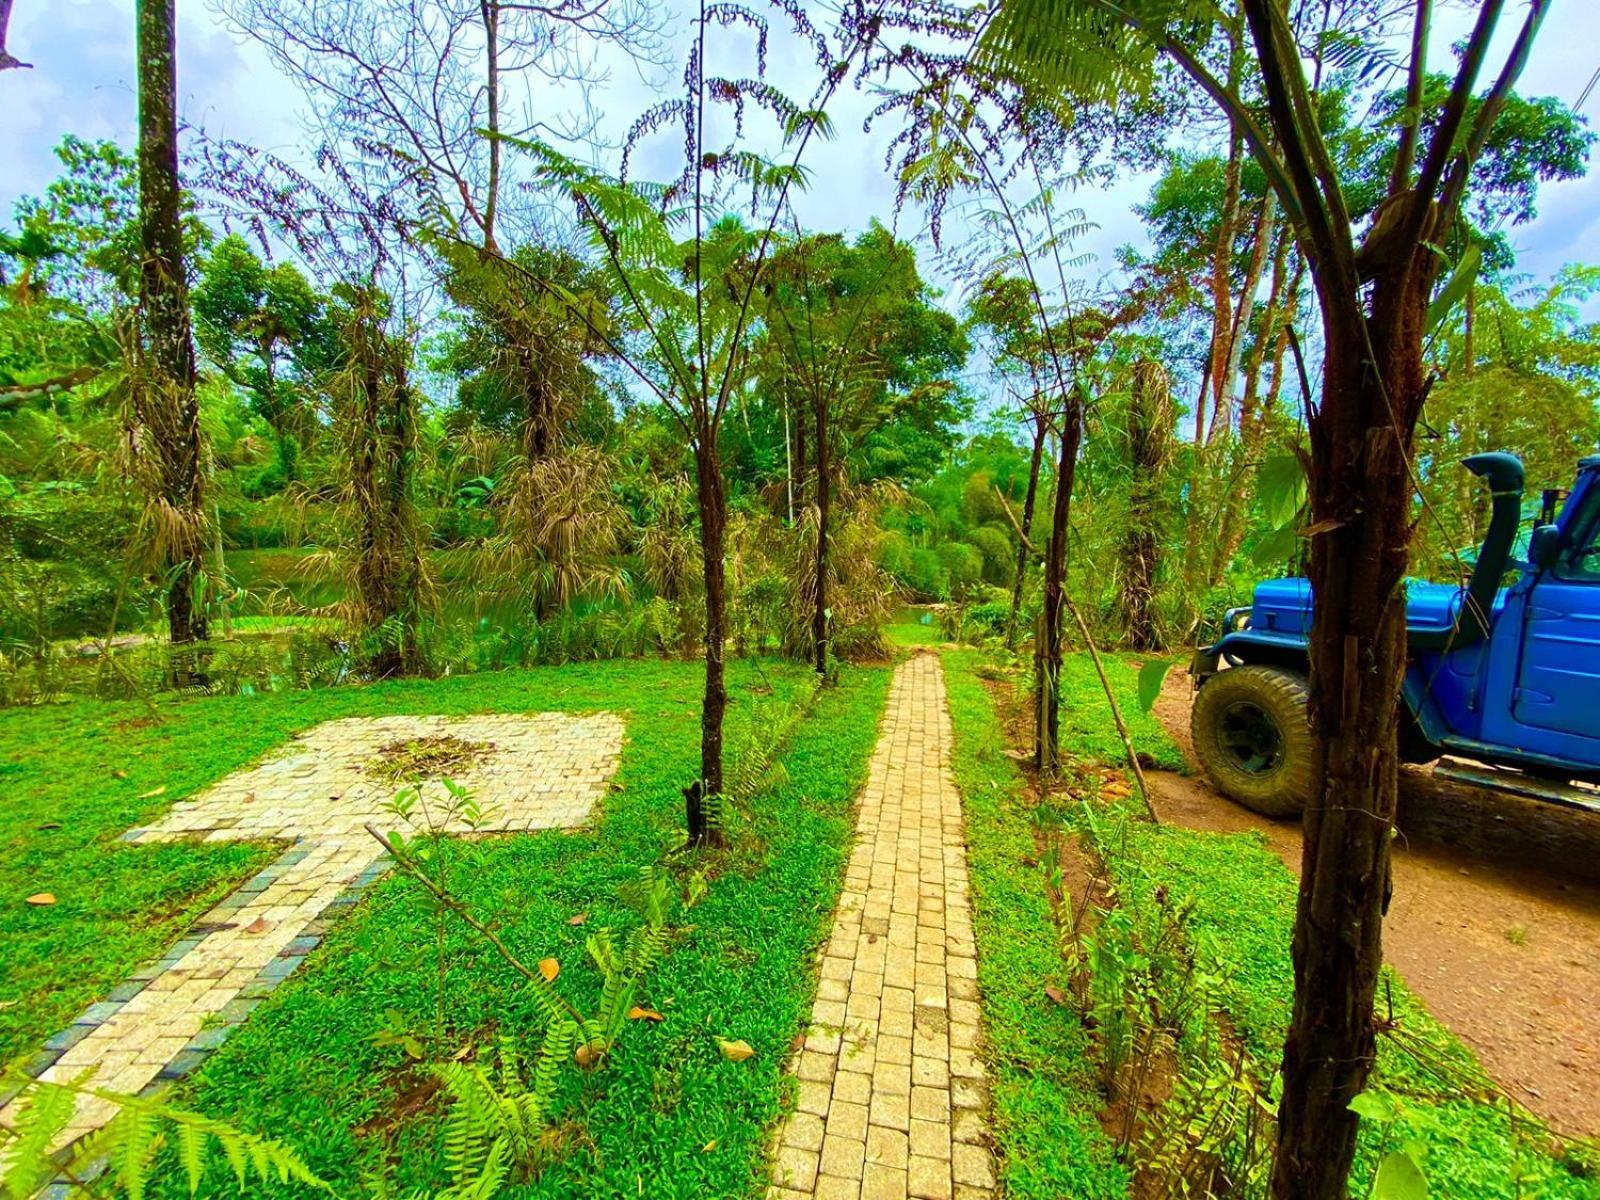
top-left (1151, 670), bottom-right (1600, 1139)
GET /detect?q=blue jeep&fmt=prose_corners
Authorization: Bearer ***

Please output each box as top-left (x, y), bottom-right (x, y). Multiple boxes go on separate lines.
top-left (1190, 452), bottom-right (1600, 817)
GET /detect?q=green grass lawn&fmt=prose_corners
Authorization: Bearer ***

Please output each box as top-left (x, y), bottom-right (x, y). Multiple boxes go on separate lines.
top-left (4, 657), bottom-right (891, 1197)
top-left (117, 658), bottom-right (885, 1197)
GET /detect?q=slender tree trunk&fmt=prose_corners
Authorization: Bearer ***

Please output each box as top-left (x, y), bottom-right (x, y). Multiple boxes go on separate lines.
top-left (478, 0), bottom-right (501, 252)
top-left (691, 426), bottom-right (727, 847)
top-left (1036, 393), bottom-right (1084, 773)
top-left (1210, 190), bottom-right (1275, 446)
top-left (792, 387), bottom-right (807, 515)
top-left (136, 0), bottom-right (206, 647)
top-left (1122, 362), bottom-right (1172, 651)
top-left (1006, 409), bottom-right (1047, 650)
top-left (1269, 253), bottom-right (1436, 1200)
top-left (1211, 227), bottom-right (1294, 581)
top-left (812, 388), bottom-right (829, 676)
top-left (1205, 110), bottom-right (1245, 438)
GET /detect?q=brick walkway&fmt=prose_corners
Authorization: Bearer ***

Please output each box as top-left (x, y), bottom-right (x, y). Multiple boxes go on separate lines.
top-left (2, 712), bottom-right (623, 1149)
top-left (771, 653), bottom-right (995, 1200)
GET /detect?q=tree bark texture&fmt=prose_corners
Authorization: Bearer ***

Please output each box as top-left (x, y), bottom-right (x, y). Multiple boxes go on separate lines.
top-left (1006, 409), bottom-right (1047, 651)
top-left (1121, 361), bottom-right (1172, 651)
top-left (1036, 395), bottom-right (1084, 773)
top-left (692, 426), bottom-right (728, 846)
top-left (136, 0), bottom-right (207, 647)
top-left (812, 386), bottom-right (830, 676)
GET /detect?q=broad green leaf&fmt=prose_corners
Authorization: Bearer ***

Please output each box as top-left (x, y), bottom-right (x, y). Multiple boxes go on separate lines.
top-left (1136, 659), bottom-right (1175, 714)
top-left (1251, 524), bottom-right (1300, 568)
top-left (1426, 243), bottom-right (1483, 338)
top-left (1257, 452), bottom-right (1307, 530)
top-left (1374, 1150), bottom-right (1428, 1200)
top-left (1347, 1089), bottom-right (1397, 1123)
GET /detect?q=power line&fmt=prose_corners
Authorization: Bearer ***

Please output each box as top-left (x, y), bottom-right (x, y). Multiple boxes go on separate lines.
top-left (1575, 62), bottom-right (1600, 113)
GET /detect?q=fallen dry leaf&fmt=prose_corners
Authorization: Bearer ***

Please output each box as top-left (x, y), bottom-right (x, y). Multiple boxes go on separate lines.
top-left (702, 1140), bottom-right (718, 1152)
top-left (1044, 985), bottom-right (1068, 1007)
top-left (138, 786), bottom-right (166, 800)
top-left (567, 913), bottom-right (587, 926)
top-left (538, 957), bottom-right (560, 982)
top-left (244, 917), bottom-right (273, 935)
top-left (627, 1006), bottom-right (664, 1022)
top-left (112, 770), bottom-right (128, 780)
top-left (25, 893), bottom-right (56, 907)
top-left (574, 1041), bottom-right (606, 1068)
top-left (717, 1038), bottom-right (755, 1062)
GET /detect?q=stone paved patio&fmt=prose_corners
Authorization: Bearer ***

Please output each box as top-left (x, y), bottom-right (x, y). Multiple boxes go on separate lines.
top-left (770, 653), bottom-right (996, 1200)
top-left (2, 711), bottom-right (623, 1147)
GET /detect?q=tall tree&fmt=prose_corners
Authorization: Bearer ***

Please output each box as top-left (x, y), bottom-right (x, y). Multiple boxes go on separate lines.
top-left (982, 1), bottom-right (1553, 1194)
top-left (193, 234), bottom-right (336, 486)
top-left (135, 0), bottom-right (208, 648)
top-left (965, 272), bottom-right (1054, 650)
top-left (1121, 357), bottom-right (1174, 650)
top-left (327, 284), bottom-right (427, 677)
top-left (496, 0), bottom-right (869, 845)
top-left (762, 225), bottom-right (966, 674)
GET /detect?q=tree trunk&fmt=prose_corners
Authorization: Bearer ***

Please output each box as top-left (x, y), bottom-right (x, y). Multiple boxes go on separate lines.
top-left (1270, 253), bottom-right (1436, 1200)
top-left (812, 387), bottom-right (829, 676)
top-left (691, 425), bottom-right (728, 847)
top-left (1211, 228), bottom-right (1295, 581)
top-left (1006, 409), bottom-right (1047, 651)
top-left (1122, 362), bottom-right (1172, 651)
top-left (1210, 190), bottom-right (1275, 447)
top-left (792, 386), bottom-right (807, 516)
top-left (478, 0), bottom-right (501, 253)
top-left (1036, 393), bottom-right (1084, 773)
top-left (136, 0), bottom-right (207, 647)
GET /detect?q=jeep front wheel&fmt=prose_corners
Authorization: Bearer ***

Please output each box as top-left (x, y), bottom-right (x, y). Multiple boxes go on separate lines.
top-left (1191, 665), bottom-right (1313, 819)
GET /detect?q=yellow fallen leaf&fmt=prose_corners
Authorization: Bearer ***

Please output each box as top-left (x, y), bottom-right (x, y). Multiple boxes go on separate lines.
top-left (574, 1040), bottom-right (607, 1068)
top-left (717, 1038), bottom-right (755, 1062)
top-left (26, 893), bottom-right (56, 907)
top-left (138, 786), bottom-right (166, 800)
top-left (627, 1006), bottom-right (664, 1022)
top-left (702, 1139), bottom-right (718, 1152)
top-left (538, 957), bottom-right (560, 982)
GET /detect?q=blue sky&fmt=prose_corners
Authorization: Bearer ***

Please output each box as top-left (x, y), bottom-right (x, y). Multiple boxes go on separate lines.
top-left (2, 0), bottom-right (1597, 315)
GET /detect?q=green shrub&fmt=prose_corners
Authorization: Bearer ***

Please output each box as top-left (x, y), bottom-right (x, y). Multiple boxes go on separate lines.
top-left (938, 541), bottom-right (985, 595)
top-left (905, 546), bottom-right (948, 600)
top-left (968, 524), bottom-right (1015, 582)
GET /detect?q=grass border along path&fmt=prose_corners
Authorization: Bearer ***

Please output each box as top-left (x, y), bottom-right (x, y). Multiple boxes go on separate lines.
top-left (942, 649), bottom-right (1129, 1200)
top-left (956, 646), bottom-right (1599, 1200)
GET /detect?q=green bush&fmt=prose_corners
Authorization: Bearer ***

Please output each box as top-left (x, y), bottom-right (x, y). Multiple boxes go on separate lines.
top-left (2, 489), bottom-right (135, 561)
top-left (938, 541), bottom-right (985, 595)
top-left (905, 546), bottom-right (948, 600)
top-left (968, 523), bottom-right (1015, 582)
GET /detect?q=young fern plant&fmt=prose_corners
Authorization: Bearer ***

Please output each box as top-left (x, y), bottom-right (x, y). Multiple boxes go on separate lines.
top-left (427, 1027), bottom-right (578, 1199)
top-left (0, 1068), bottom-right (326, 1198)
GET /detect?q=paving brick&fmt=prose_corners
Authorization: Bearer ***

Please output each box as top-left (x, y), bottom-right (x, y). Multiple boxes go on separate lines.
top-left (1, 711), bottom-right (624, 1149)
top-left (767, 656), bottom-right (993, 1198)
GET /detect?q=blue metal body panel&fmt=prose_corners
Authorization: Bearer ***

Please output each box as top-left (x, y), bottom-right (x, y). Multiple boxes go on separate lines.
top-left (1202, 456), bottom-right (1600, 780)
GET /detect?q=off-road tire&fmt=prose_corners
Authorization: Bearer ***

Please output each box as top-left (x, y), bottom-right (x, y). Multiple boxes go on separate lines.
top-left (1191, 665), bottom-right (1314, 819)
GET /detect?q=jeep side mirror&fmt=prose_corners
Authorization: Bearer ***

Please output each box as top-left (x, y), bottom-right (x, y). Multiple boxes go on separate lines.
top-left (1529, 523), bottom-right (1562, 569)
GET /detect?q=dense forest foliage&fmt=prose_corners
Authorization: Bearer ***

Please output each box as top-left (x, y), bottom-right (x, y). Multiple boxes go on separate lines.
top-left (6, 118), bottom-right (1593, 703)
